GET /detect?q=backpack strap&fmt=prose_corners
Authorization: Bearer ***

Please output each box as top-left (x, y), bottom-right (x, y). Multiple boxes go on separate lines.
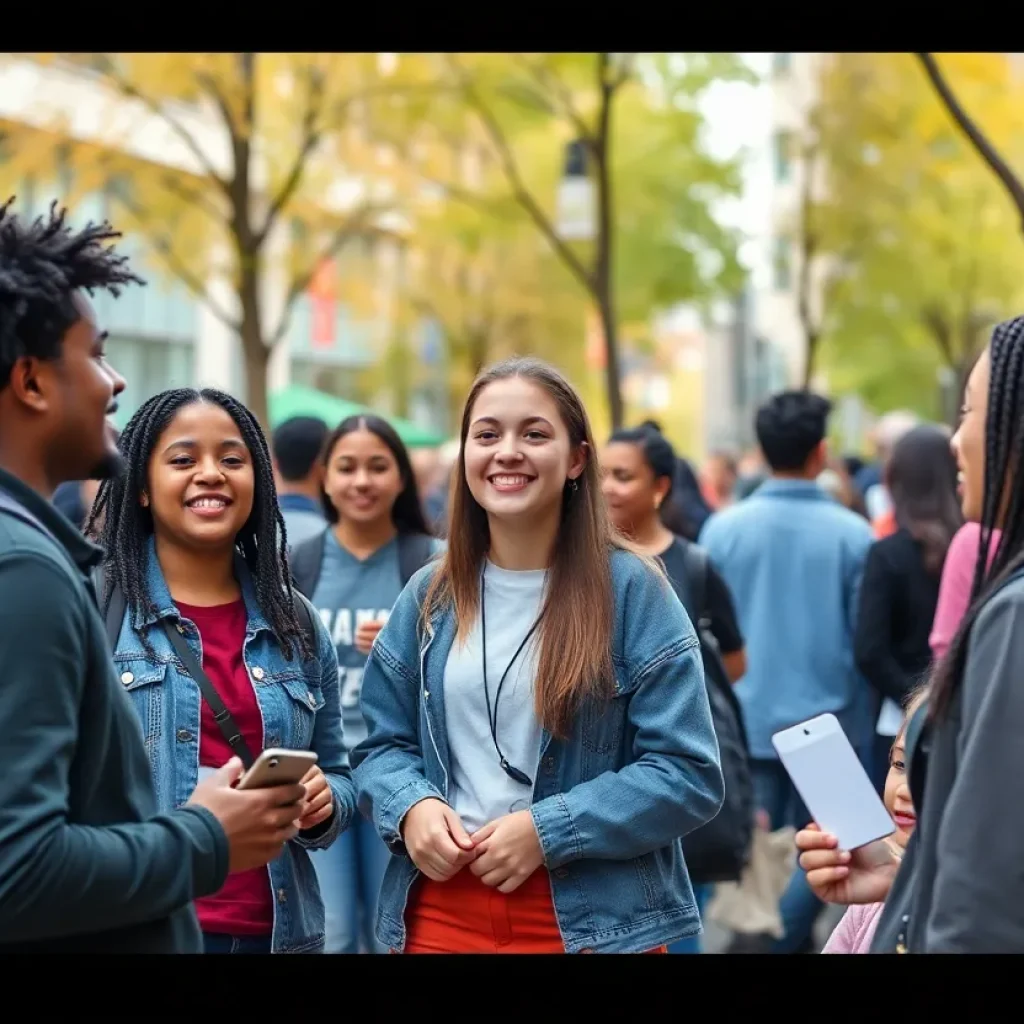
top-left (0, 488), bottom-right (93, 581)
top-left (291, 588), bottom-right (318, 657)
top-left (93, 569), bottom-right (128, 652)
top-left (290, 528), bottom-right (328, 599)
top-left (0, 489), bottom-right (64, 553)
top-left (398, 532), bottom-right (438, 586)
top-left (679, 540), bottom-right (710, 628)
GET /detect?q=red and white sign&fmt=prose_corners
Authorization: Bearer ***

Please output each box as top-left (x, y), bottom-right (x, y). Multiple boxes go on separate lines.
top-left (308, 259), bottom-right (336, 349)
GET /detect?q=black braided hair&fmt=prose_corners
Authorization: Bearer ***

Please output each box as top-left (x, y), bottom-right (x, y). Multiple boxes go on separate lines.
top-left (930, 315), bottom-right (1024, 719)
top-left (608, 425), bottom-right (697, 540)
top-left (86, 387), bottom-right (312, 662)
top-left (0, 196), bottom-right (144, 386)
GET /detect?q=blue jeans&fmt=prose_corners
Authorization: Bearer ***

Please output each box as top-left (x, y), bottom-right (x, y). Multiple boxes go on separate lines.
top-left (203, 933), bottom-right (272, 954)
top-left (668, 883), bottom-right (711, 953)
top-left (311, 811), bottom-right (391, 953)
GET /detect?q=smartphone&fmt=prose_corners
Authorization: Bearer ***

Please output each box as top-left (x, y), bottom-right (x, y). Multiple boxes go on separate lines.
top-left (236, 748), bottom-right (318, 791)
top-left (771, 713), bottom-right (895, 850)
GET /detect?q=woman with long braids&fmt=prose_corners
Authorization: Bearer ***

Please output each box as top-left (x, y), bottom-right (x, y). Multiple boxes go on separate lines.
top-left (352, 357), bottom-right (724, 954)
top-left (796, 316), bottom-right (1024, 952)
top-left (87, 387), bottom-right (355, 954)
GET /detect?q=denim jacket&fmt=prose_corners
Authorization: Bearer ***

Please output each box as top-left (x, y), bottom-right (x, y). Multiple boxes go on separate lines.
top-left (352, 548), bottom-right (725, 953)
top-left (110, 539), bottom-right (355, 954)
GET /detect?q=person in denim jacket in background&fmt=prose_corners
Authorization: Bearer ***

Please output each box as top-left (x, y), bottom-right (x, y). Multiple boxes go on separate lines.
top-left (353, 357), bottom-right (724, 954)
top-left (88, 388), bottom-right (355, 954)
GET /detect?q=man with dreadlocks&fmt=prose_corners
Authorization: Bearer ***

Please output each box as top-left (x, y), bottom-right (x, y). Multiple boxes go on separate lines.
top-left (0, 198), bottom-right (308, 953)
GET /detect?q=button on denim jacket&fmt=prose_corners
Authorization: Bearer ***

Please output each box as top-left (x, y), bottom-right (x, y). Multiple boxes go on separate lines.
top-left (352, 548), bottom-right (725, 953)
top-left (110, 539), bottom-right (355, 954)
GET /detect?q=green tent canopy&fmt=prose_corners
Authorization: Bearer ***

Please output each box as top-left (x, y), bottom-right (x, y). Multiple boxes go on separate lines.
top-left (269, 385), bottom-right (447, 449)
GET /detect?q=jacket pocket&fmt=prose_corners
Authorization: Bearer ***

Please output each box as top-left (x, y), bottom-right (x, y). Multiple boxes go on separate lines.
top-left (114, 660), bottom-right (168, 743)
top-left (279, 676), bottom-right (325, 749)
top-left (580, 667), bottom-right (636, 756)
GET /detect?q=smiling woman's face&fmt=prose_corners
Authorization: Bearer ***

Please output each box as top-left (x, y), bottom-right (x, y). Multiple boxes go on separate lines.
top-left (462, 376), bottom-right (584, 526)
top-left (144, 401), bottom-right (255, 553)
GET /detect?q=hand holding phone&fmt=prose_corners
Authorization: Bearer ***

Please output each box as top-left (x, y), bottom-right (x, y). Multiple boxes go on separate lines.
top-left (188, 757), bottom-right (308, 872)
top-left (795, 823), bottom-right (901, 906)
top-left (772, 714), bottom-right (894, 851)
top-left (236, 748), bottom-right (319, 791)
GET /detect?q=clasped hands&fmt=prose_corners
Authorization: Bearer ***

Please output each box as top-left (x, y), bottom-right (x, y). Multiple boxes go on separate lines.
top-left (401, 798), bottom-right (544, 893)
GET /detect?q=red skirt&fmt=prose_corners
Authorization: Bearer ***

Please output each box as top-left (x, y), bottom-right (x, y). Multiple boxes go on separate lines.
top-left (403, 866), bottom-right (667, 954)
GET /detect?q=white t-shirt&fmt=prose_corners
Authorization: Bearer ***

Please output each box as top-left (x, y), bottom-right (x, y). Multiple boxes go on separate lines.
top-left (443, 560), bottom-right (547, 834)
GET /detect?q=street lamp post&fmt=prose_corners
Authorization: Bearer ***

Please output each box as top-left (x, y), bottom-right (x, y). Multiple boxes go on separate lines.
top-left (556, 139), bottom-right (596, 241)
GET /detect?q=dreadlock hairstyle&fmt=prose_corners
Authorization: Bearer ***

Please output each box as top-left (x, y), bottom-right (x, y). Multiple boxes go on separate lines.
top-left (0, 196), bottom-right (144, 385)
top-left (930, 316), bottom-right (1024, 720)
top-left (86, 388), bottom-right (312, 662)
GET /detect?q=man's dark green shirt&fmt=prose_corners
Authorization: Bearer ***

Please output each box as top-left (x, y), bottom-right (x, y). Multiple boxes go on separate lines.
top-left (0, 468), bottom-right (229, 951)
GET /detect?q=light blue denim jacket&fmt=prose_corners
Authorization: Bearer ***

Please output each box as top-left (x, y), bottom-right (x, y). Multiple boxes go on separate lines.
top-left (110, 539), bottom-right (355, 954)
top-left (352, 548), bottom-right (724, 953)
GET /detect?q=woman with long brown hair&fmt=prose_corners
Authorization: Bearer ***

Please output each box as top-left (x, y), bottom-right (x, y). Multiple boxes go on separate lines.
top-left (351, 357), bottom-right (724, 954)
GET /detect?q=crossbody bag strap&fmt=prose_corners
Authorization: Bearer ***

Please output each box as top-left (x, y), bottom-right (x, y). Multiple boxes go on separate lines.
top-left (161, 620), bottom-right (256, 769)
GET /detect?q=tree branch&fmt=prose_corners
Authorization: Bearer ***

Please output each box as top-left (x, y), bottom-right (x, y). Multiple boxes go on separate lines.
top-left (916, 52), bottom-right (1024, 232)
top-left (159, 174), bottom-right (225, 224)
top-left (195, 67), bottom-right (239, 140)
top-left (92, 56), bottom-right (231, 199)
top-left (607, 52), bottom-right (637, 91)
top-left (268, 204), bottom-right (387, 346)
top-left (509, 53), bottom-right (595, 145)
top-left (443, 55), bottom-right (594, 295)
top-left (921, 304), bottom-right (958, 369)
top-left (798, 135), bottom-right (821, 388)
top-left (256, 67), bottom-right (325, 247)
top-left (111, 191), bottom-right (240, 332)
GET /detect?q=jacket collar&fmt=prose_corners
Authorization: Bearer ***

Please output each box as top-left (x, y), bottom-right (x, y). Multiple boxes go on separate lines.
top-left (0, 467), bottom-right (103, 571)
top-left (754, 477), bottom-right (831, 502)
top-left (134, 534), bottom-right (272, 634)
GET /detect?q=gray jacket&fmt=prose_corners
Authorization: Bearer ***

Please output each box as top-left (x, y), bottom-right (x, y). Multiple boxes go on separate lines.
top-left (873, 569), bottom-right (1024, 952)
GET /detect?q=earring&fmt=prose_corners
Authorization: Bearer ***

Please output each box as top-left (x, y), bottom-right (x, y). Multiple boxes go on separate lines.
top-left (140, 494), bottom-right (150, 508)
top-left (569, 478), bottom-right (579, 493)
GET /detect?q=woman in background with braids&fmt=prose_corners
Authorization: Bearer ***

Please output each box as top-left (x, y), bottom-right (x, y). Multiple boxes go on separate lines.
top-left (796, 316), bottom-right (1024, 952)
top-left (87, 387), bottom-right (355, 954)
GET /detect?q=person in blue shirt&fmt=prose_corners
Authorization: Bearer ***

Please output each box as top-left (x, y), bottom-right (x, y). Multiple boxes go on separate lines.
top-left (272, 416), bottom-right (328, 549)
top-left (700, 390), bottom-right (873, 953)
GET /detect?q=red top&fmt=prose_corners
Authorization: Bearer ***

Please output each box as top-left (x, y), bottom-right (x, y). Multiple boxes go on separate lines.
top-left (177, 599), bottom-right (274, 938)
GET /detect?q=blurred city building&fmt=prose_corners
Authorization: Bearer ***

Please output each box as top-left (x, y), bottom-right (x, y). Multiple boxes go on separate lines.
top-left (0, 55), bottom-right (443, 433)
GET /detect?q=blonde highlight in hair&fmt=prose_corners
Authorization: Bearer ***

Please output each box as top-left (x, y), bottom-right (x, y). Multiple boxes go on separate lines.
top-left (422, 356), bottom-right (629, 738)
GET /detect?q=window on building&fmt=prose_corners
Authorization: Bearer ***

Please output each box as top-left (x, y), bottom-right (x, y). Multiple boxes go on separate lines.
top-left (773, 237), bottom-right (791, 291)
top-left (772, 53), bottom-right (792, 74)
top-left (103, 334), bottom-right (195, 427)
top-left (774, 131), bottom-right (792, 183)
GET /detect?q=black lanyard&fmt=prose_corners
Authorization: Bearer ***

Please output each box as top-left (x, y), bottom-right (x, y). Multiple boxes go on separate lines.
top-left (480, 570), bottom-right (543, 787)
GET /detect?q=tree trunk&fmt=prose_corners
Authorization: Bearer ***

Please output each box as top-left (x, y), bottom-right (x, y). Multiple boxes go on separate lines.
top-left (801, 331), bottom-right (821, 390)
top-left (594, 64), bottom-right (625, 430)
top-left (241, 314), bottom-right (271, 434)
top-left (231, 52), bottom-right (272, 432)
